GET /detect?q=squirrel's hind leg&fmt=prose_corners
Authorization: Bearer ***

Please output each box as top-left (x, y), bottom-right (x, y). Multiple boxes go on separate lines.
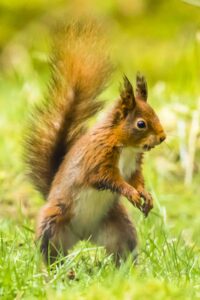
top-left (36, 203), bottom-right (79, 263)
top-left (92, 202), bottom-right (137, 265)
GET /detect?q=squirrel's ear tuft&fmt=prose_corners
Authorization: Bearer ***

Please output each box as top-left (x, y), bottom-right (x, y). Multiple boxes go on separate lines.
top-left (120, 75), bottom-right (136, 113)
top-left (136, 72), bottom-right (148, 102)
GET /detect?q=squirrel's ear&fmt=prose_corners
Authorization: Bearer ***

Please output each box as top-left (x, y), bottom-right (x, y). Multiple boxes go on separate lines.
top-left (136, 72), bottom-right (148, 102)
top-left (120, 75), bottom-right (136, 112)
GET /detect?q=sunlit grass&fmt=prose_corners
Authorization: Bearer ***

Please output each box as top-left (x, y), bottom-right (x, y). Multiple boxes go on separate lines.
top-left (0, 213), bottom-right (199, 299)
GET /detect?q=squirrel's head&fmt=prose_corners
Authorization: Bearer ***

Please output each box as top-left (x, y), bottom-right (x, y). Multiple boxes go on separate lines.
top-left (115, 73), bottom-right (166, 151)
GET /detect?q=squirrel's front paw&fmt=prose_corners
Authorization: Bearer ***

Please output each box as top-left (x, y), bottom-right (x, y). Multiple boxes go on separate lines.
top-left (138, 189), bottom-right (153, 217)
top-left (128, 188), bottom-right (143, 212)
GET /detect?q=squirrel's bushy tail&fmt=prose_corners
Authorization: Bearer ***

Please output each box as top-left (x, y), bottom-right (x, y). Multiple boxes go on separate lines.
top-left (24, 21), bottom-right (113, 197)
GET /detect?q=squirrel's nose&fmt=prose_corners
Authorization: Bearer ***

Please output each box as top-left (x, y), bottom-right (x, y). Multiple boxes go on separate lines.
top-left (159, 134), bottom-right (166, 144)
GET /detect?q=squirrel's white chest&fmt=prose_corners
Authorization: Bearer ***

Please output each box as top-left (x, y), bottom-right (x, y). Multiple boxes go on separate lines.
top-left (119, 147), bottom-right (137, 178)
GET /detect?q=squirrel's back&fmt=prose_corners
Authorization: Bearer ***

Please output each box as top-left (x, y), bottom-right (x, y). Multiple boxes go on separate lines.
top-left (24, 21), bottom-right (113, 197)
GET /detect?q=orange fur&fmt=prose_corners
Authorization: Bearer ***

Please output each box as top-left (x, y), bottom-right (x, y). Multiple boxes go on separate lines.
top-left (24, 21), bottom-right (166, 263)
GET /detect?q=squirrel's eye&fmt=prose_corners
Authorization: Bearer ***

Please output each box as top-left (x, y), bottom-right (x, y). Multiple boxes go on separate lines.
top-left (137, 120), bottom-right (146, 129)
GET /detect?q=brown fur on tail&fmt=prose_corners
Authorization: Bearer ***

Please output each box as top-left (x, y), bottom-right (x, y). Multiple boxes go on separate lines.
top-left (24, 21), bottom-right (113, 197)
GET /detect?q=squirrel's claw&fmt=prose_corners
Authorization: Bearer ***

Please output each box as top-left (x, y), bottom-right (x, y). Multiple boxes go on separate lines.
top-left (139, 190), bottom-right (153, 217)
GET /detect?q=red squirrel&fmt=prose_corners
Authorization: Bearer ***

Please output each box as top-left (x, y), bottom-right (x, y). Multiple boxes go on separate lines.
top-left (25, 21), bottom-right (166, 263)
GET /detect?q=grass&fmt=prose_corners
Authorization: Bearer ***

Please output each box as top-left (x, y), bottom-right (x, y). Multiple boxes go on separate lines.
top-left (1, 213), bottom-right (200, 299)
top-left (1, 0), bottom-right (200, 299)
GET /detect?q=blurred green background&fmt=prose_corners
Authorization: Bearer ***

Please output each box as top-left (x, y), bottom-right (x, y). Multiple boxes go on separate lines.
top-left (0, 0), bottom-right (200, 299)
